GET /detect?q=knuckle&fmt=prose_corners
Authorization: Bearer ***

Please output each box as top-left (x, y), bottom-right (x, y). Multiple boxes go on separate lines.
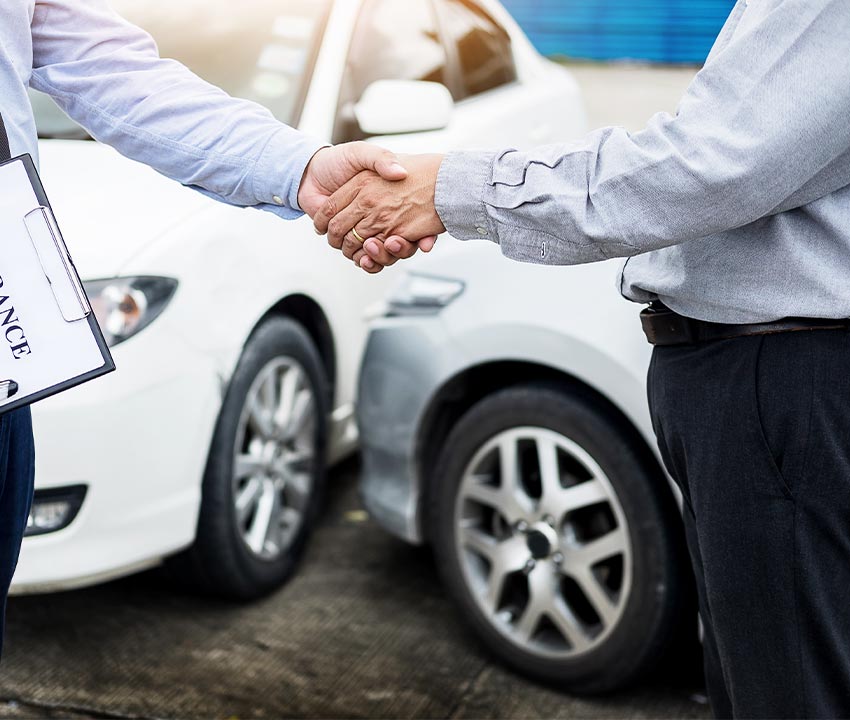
top-left (342, 237), bottom-right (357, 258)
top-left (328, 217), bottom-right (345, 238)
top-left (321, 196), bottom-right (337, 220)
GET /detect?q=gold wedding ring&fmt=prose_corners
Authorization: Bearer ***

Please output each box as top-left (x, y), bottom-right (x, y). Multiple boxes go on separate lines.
top-left (350, 227), bottom-right (365, 244)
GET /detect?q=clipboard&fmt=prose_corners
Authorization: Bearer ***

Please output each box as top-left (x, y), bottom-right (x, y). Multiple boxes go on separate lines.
top-left (0, 116), bottom-right (114, 416)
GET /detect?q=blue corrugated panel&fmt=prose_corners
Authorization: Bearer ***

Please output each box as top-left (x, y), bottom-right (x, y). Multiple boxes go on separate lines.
top-left (502, 0), bottom-right (736, 64)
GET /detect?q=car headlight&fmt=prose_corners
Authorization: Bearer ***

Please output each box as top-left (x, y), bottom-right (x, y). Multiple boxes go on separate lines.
top-left (386, 273), bottom-right (465, 316)
top-left (83, 276), bottom-right (178, 347)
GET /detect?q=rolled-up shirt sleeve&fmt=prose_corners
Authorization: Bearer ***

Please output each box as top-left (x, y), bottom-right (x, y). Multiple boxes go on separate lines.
top-left (435, 0), bottom-right (850, 266)
top-left (29, 0), bottom-right (324, 218)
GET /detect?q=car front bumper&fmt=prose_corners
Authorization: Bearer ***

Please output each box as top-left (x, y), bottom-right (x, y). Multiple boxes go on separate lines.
top-left (357, 317), bottom-right (460, 545)
top-left (12, 326), bottom-right (223, 594)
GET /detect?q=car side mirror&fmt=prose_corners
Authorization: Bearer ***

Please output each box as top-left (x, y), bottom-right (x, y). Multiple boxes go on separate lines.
top-left (353, 80), bottom-right (454, 136)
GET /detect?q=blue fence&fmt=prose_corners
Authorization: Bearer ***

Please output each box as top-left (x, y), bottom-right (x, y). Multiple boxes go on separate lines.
top-left (501, 0), bottom-right (736, 64)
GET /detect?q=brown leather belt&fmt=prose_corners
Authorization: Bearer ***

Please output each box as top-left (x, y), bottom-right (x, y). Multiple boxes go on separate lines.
top-left (640, 303), bottom-right (850, 346)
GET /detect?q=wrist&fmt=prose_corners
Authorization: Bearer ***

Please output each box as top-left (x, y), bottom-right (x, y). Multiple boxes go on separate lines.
top-left (434, 150), bottom-right (497, 241)
top-left (424, 154), bottom-right (447, 235)
top-left (297, 146), bottom-right (331, 212)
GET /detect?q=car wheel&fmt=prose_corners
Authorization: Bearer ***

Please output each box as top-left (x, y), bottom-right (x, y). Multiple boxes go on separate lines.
top-left (170, 316), bottom-right (328, 600)
top-left (428, 383), bottom-right (687, 693)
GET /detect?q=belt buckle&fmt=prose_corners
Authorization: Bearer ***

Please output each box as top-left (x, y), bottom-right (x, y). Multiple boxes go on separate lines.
top-left (640, 309), bottom-right (660, 344)
top-left (640, 305), bottom-right (697, 345)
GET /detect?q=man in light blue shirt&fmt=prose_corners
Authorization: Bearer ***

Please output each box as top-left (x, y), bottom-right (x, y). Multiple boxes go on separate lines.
top-left (0, 0), bottom-right (411, 652)
top-left (314, 0), bottom-right (850, 716)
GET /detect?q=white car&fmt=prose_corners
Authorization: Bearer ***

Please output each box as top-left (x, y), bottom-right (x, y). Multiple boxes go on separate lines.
top-left (358, 243), bottom-right (696, 690)
top-left (14, 0), bottom-right (585, 596)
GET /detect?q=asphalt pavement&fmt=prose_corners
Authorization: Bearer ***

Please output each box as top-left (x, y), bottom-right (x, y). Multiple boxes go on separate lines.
top-left (0, 457), bottom-right (709, 720)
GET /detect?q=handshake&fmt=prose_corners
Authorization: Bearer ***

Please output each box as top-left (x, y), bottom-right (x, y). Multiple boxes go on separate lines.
top-left (297, 142), bottom-right (447, 274)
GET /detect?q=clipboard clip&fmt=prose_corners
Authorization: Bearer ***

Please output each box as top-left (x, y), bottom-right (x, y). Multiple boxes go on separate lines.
top-left (23, 206), bottom-right (90, 323)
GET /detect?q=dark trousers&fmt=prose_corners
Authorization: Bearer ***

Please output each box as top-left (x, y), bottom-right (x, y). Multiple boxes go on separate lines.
top-left (648, 329), bottom-right (850, 719)
top-left (0, 407), bottom-right (35, 656)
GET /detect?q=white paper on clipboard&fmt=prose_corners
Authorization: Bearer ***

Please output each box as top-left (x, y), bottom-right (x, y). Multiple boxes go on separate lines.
top-left (0, 158), bottom-right (108, 409)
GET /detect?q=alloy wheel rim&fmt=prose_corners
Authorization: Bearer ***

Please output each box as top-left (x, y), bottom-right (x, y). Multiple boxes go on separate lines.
top-left (232, 357), bottom-right (316, 561)
top-left (453, 427), bottom-right (632, 659)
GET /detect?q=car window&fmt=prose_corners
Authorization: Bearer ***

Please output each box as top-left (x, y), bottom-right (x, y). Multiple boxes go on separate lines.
top-left (438, 0), bottom-right (517, 99)
top-left (32, 0), bottom-right (330, 139)
top-left (333, 0), bottom-right (449, 143)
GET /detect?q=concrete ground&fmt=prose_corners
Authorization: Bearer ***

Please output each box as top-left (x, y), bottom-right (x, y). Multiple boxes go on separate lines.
top-left (0, 459), bottom-right (710, 720)
top-left (0, 64), bottom-right (706, 719)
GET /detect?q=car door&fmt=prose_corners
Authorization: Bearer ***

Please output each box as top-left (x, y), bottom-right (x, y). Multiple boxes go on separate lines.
top-left (312, 0), bottom-right (453, 419)
top-left (321, 0), bottom-right (576, 404)
top-left (332, 0), bottom-right (453, 149)
top-left (333, 0), bottom-right (569, 154)
top-left (434, 0), bottom-right (570, 150)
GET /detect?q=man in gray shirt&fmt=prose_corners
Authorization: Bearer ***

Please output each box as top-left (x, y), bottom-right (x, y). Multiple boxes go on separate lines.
top-left (314, 0), bottom-right (850, 717)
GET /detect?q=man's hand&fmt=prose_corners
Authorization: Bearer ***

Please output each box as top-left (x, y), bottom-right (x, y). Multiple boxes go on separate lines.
top-left (356, 234), bottom-right (438, 274)
top-left (312, 154), bottom-right (446, 272)
top-left (297, 142), bottom-right (408, 218)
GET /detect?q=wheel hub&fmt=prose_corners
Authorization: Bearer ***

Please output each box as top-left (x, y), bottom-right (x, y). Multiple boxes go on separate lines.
top-left (261, 440), bottom-right (279, 468)
top-left (232, 357), bottom-right (317, 561)
top-left (525, 522), bottom-right (558, 559)
top-left (454, 426), bottom-right (633, 661)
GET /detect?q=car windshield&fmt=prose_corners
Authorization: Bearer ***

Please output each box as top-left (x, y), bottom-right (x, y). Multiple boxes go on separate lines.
top-left (32, 0), bottom-right (330, 139)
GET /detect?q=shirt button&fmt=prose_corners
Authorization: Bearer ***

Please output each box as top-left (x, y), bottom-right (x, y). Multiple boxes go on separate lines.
top-left (477, 227), bottom-right (487, 236)
top-left (272, 195), bottom-right (283, 206)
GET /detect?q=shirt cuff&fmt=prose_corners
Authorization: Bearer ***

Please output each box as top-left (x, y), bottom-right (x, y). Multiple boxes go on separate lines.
top-left (252, 126), bottom-right (327, 219)
top-left (435, 150), bottom-right (499, 241)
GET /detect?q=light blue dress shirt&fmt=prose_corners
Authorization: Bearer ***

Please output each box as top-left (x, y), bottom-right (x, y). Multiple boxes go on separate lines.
top-left (436, 0), bottom-right (850, 323)
top-left (1, 0), bottom-right (323, 218)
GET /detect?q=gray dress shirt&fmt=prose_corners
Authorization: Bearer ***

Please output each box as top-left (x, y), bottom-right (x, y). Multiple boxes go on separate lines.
top-left (435, 0), bottom-right (850, 324)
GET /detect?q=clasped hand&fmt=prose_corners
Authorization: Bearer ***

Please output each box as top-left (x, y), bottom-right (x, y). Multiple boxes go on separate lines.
top-left (298, 143), bottom-right (444, 274)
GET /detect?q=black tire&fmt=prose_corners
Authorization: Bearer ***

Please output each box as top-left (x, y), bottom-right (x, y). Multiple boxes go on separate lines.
top-left (167, 317), bottom-right (328, 600)
top-left (428, 383), bottom-right (688, 693)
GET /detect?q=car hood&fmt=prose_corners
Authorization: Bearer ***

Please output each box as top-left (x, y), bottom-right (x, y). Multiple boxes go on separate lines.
top-left (37, 140), bottom-right (211, 279)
